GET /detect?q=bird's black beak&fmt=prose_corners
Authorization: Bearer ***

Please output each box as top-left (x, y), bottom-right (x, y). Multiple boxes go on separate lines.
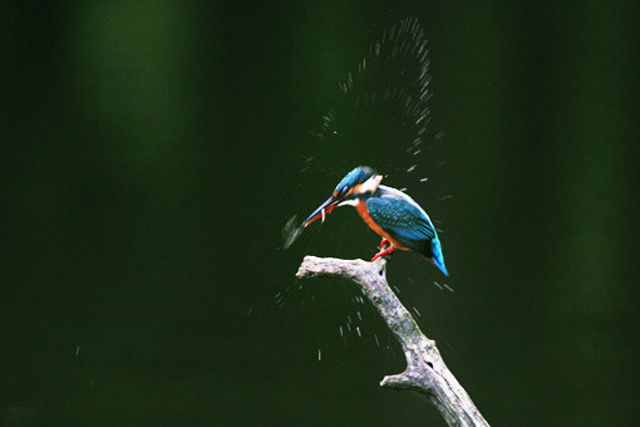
top-left (303, 196), bottom-right (342, 227)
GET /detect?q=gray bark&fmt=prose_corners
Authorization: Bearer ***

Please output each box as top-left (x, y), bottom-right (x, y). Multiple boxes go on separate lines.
top-left (296, 255), bottom-right (489, 427)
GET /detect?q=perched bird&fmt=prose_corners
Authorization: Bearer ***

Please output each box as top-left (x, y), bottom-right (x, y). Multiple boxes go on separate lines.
top-left (303, 166), bottom-right (449, 276)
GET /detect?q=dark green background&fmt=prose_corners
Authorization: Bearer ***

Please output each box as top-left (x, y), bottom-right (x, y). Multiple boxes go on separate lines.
top-left (2, 1), bottom-right (638, 426)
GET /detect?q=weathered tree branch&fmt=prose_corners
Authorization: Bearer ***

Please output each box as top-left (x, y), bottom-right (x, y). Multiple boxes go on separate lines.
top-left (296, 255), bottom-right (489, 427)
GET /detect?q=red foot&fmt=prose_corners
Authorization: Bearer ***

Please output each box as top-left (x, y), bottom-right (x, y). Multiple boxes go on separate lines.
top-left (371, 239), bottom-right (395, 262)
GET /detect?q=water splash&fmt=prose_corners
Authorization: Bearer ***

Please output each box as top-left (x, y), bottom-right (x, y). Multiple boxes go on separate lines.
top-left (282, 214), bottom-right (304, 249)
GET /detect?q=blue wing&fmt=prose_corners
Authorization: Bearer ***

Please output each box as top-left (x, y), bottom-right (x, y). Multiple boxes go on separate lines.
top-left (365, 194), bottom-right (449, 276)
top-left (365, 196), bottom-right (435, 251)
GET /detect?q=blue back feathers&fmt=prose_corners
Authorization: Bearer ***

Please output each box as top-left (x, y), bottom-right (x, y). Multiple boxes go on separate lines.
top-left (365, 185), bottom-right (449, 276)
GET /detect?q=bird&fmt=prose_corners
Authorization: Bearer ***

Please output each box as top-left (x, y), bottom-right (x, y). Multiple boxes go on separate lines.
top-left (303, 166), bottom-right (449, 276)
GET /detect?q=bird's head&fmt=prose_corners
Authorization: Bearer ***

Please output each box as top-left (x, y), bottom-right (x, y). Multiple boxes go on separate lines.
top-left (303, 166), bottom-right (383, 227)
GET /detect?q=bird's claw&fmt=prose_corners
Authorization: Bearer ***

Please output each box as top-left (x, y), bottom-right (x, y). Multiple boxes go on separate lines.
top-left (371, 239), bottom-right (394, 262)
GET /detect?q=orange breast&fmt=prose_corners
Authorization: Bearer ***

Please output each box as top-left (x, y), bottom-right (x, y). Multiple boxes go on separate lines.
top-left (355, 202), bottom-right (409, 250)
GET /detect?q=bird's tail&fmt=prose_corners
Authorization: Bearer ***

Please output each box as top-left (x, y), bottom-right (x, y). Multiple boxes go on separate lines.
top-left (430, 239), bottom-right (449, 277)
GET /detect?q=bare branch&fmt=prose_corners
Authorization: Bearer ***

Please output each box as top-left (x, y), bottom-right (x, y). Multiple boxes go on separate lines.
top-left (296, 255), bottom-right (489, 427)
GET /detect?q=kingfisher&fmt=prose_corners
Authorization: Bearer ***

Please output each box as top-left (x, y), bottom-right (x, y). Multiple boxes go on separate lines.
top-left (303, 166), bottom-right (449, 276)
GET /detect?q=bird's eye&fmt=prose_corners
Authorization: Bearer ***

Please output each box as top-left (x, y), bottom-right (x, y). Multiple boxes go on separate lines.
top-left (340, 185), bottom-right (349, 196)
